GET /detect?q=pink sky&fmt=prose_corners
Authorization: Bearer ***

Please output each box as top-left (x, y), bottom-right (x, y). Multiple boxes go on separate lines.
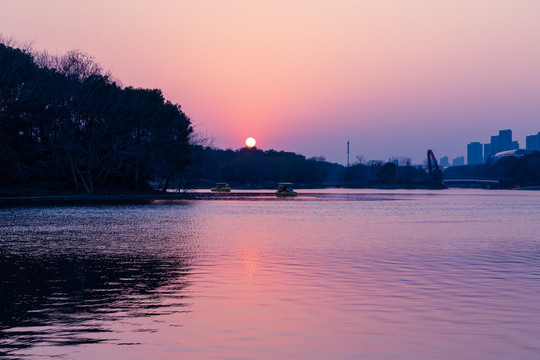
top-left (2, 0), bottom-right (540, 163)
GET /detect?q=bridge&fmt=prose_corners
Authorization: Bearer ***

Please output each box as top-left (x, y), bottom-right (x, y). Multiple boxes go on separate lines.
top-left (443, 178), bottom-right (506, 188)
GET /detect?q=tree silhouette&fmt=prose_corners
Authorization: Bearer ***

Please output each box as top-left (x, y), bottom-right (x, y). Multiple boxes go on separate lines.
top-left (0, 39), bottom-right (192, 195)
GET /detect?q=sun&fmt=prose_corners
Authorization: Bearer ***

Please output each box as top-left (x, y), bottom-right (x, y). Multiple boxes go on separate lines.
top-left (245, 137), bottom-right (256, 148)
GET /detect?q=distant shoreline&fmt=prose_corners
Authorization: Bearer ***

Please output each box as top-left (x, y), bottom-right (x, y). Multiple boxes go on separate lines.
top-left (1, 186), bottom-right (538, 207)
top-left (0, 192), bottom-right (275, 206)
top-left (0, 194), bottom-right (175, 207)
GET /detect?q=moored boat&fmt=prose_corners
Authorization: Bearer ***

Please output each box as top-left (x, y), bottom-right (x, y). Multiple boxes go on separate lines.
top-left (275, 183), bottom-right (297, 197)
top-left (211, 182), bottom-right (231, 192)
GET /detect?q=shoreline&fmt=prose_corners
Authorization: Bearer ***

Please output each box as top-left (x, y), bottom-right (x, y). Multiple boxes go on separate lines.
top-left (1, 186), bottom-right (538, 207)
top-left (0, 192), bottom-right (276, 207)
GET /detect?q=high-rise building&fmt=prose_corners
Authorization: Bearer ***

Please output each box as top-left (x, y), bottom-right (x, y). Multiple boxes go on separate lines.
top-left (490, 135), bottom-right (500, 154)
top-left (483, 129), bottom-right (515, 162)
top-left (467, 142), bottom-right (483, 165)
top-left (499, 129), bottom-right (512, 151)
top-left (452, 156), bottom-right (465, 166)
top-left (526, 132), bottom-right (540, 150)
top-left (483, 143), bottom-right (492, 163)
top-left (439, 156), bottom-right (449, 167)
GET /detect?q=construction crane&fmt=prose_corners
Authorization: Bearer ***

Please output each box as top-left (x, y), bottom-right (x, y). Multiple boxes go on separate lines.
top-left (427, 149), bottom-right (445, 189)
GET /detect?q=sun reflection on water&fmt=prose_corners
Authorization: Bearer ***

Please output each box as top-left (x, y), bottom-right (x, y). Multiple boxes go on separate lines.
top-left (1, 190), bottom-right (540, 359)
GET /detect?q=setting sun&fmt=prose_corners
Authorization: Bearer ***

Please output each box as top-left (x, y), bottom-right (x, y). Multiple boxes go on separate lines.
top-left (245, 137), bottom-right (256, 148)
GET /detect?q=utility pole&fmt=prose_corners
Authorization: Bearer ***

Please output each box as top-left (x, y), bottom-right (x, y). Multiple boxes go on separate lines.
top-left (347, 141), bottom-right (350, 167)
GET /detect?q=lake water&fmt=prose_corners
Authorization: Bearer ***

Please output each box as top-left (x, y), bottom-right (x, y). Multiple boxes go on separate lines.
top-left (1, 189), bottom-right (539, 359)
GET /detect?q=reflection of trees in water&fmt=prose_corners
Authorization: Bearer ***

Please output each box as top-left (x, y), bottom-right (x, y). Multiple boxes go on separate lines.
top-left (0, 253), bottom-right (191, 356)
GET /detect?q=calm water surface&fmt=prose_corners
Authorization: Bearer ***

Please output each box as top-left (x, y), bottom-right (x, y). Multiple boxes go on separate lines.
top-left (1, 189), bottom-right (539, 359)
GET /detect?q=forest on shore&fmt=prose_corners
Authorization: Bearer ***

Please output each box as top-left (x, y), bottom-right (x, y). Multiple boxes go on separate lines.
top-left (0, 39), bottom-right (434, 195)
top-left (1, 38), bottom-right (539, 196)
top-left (180, 146), bottom-right (431, 189)
top-left (1, 39), bottom-right (192, 195)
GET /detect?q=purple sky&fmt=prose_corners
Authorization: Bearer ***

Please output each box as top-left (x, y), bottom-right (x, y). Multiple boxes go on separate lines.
top-left (2, 0), bottom-right (540, 164)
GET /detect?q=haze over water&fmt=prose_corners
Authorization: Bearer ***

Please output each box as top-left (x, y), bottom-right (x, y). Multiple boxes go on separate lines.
top-left (1, 189), bottom-right (540, 359)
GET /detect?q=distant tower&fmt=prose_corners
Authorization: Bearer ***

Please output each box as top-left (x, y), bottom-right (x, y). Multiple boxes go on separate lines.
top-left (347, 141), bottom-right (350, 167)
top-left (526, 132), bottom-right (540, 150)
top-left (467, 142), bottom-right (482, 165)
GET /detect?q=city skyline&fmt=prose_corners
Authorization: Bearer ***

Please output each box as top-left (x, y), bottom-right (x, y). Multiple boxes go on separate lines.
top-left (461, 128), bottom-right (540, 166)
top-left (2, 1), bottom-right (540, 164)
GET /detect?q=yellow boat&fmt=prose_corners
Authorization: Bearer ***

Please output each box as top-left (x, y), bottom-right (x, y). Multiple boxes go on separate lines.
top-left (211, 182), bottom-right (231, 192)
top-left (275, 183), bottom-right (297, 197)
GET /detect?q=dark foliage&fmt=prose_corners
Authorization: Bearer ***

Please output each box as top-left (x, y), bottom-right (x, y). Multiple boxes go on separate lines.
top-left (443, 152), bottom-right (540, 187)
top-left (500, 151), bottom-right (540, 186)
top-left (178, 146), bottom-right (345, 188)
top-left (0, 42), bottom-right (192, 194)
top-left (377, 162), bottom-right (397, 184)
top-left (343, 160), bottom-right (429, 188)
top-left (176, 147), bottom-right (432, 189)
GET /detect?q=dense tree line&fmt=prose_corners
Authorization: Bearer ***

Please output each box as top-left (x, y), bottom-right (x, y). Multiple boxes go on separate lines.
top-left (174, 146), bottom-right (432, 189)
top-left (177, 146), bottom-right (344, 188)
top-left (0, 40), bottom-right (192, 195)
top-left (490, 152), bottom-right (540, 186)
top-left (342, 157), bottom-right (430, 188)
